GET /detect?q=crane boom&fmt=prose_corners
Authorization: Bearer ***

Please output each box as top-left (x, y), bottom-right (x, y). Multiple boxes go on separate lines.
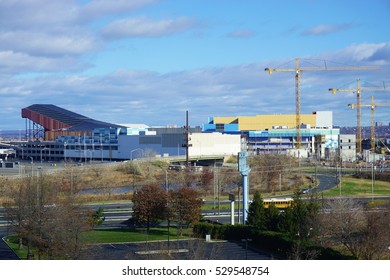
top-left (265, 58), bottom-right (379, 149)
top-left (330, 79), bottom-right (390, 156)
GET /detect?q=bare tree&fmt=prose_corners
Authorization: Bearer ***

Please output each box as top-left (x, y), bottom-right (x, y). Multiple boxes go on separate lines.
top-left (199, 167), bottom-right (214, 194)
top-left (250, 154), bottom-right (297, 193)
top-left (169, 187), bottom-right (203, 236)
top-left (359, 206), bottom-right (390, 259)
top-left (5, 172), bottom-right (93, 259)
top-left (318, 198), bottom-right (379, 259)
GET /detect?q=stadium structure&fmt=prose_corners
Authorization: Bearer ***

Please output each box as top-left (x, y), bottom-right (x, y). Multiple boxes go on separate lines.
top-left (21, 104), bottom-right (125, 141)
top-left (9, 104), bottom-right (241, 163)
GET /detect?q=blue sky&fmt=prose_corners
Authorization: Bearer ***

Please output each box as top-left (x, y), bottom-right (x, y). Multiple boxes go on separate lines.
top-left (0, 0), bottom-right (389, 130)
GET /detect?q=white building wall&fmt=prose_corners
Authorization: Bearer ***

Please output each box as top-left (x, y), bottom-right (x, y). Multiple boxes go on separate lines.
top-left (315, 111), bottom-right (333, 128)
top-left (339, 134), bottom-right (356, 162)
top-left (188, 133), bottom-right (241, 157)
top-left (115, 133), bottom-right (241, 160)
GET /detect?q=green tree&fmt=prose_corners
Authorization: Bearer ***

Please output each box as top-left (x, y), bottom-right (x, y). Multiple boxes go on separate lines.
top-left (264, 203), bottom-right (281, 231)
top-left (91, 207), bottom-right (105, 226)
top-left (279, 191), bottom-right (319, 240)
top-left (246, 191), bottom-right (266, 229)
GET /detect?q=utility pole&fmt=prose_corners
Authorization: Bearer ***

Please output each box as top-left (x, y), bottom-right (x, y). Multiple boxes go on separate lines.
top-left (182, 110), bottom-right (192, 166)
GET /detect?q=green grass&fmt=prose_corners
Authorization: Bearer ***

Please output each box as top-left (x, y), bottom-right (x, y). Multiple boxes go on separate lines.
top-left (3, 236), bottom-right (29, 259)
top-left (81, 227), bottom-right (188, 244)
top-left (322, 176), bottom-right (390, 197)
top-left (5, 227), bottom-right (190, 259)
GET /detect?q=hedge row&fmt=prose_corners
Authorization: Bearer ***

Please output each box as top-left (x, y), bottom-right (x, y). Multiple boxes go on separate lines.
top-left (193, 222), bottom-right (354, 260)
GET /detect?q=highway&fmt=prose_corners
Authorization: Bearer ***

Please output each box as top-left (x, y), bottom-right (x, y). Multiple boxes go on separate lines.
top-left (0, 173), bottom-right (345, 232)
top-left (1, 172), bottom-right (389, 257)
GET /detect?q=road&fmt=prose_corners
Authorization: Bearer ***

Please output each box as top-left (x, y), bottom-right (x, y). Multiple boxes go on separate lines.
top-left (1, 172), bottom-right (388, 259)
top-left (0, 173), bottom-right (347, 233)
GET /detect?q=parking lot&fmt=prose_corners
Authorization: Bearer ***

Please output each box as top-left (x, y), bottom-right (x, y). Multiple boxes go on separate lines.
top-left (80, 239), bottom-right (275, 260)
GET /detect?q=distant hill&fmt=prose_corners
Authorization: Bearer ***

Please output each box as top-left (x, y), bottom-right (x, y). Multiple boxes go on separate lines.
top-left (338, 125), bottom-right (390, 138)
top-left (0, 130), bottom-right (24, 140)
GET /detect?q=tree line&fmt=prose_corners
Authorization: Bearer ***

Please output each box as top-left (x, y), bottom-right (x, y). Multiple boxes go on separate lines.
top-left (131, 182), bottom-right (203, 236)
top-left (2, 173), bottom-right (97, 259)
top-left (243, 190), bottom-right (390, 259)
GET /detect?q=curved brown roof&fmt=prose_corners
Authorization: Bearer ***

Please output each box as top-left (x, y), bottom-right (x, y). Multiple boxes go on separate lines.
top-left (21, 104), bottom-right (124, 132)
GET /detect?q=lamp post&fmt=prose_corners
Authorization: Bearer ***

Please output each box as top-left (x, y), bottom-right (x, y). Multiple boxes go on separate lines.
top-left (29, 156), bottom-right (33, 177)
top-left (130, 148), bottom-right (144, 160)
top-left (372, 162), bottom-right (376, 201)
top-left (64, 142), bottom-right (67, 164)
top-left (241, 238), bottom-right (252, 260)
top-left (164, 169), bottom-right (170, 255)
top-left (100, 134), bottom-right (103, 162)
top-left (40, 147), bottom-right (49, 163)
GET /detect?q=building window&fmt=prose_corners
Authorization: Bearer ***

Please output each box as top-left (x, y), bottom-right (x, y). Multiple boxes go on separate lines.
top-left (216, 124), bottom-right (225, 130)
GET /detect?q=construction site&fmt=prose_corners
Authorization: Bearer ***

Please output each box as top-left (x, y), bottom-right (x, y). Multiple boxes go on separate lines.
top-left (0, 58), bottom-right (389, 166)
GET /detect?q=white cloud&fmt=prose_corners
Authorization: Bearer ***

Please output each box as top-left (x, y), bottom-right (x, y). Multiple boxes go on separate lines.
top-left (227, 29), bottom-right (255, 39)
top-left (302, 23), bottom-right (352, 36)
top-left (2, 41), bottom-right (389, 129)
top-left (80, 0), bottom-right (157, 20)
top-left (312, 42), bottom-right (390, 66)
top-left (101, 16), bottom-right (196, 38)
top-left (0, 31), bottom-right (100, 56)
top-left (0, 0), bottom-right (388, 130)
top-left (0, 51), bottom-right (90, 74)
top-left (0, 0), bottom-right (80, 29)
top-left (1, 48), bottom-right (388, 130)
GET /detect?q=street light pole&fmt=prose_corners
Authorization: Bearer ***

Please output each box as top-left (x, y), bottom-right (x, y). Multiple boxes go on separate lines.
top-left (29, 157), bottom-right (33, 177)
top-left (372, 162), bottom-right (376, 201)
top-left (130, 148), bottom-right (144, 160)
top-left (165, 169), bottom-right (170, 255)
top-left (40, 147), bottom-right (49, 164)
top-left (64, 142), bottom-right (67, 164)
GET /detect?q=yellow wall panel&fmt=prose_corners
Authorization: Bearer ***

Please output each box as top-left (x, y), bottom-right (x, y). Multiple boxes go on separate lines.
top-left (213, 114), bottom-right (317, 131)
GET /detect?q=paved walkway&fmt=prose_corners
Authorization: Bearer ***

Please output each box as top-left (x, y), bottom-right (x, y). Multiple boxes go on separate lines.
top-left (0, 236), bottom-right (19, 260)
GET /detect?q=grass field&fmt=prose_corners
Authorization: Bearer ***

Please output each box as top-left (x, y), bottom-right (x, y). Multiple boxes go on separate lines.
top-left (82, 227), bottom-right (187, 244)
top-left (322, 176), bottom-right (390, 197)
top-left (5, 227), bottom-right (189, 259)
top-left (4, 236), bottom-right (29, 260)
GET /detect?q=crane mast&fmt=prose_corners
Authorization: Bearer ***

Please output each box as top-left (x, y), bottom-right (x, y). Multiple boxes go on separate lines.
top-left (330, 79), bottom-right (390, 156)
top-left (265, 58), bottom-right (379, 149)
top-left (348, 96), bottom-right (390, 152)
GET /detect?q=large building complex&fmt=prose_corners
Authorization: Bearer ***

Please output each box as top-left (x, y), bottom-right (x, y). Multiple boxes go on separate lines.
top-left (0, 105), bottom-right (360, 164)
top-left (11, 104), bottom-right (241, 163)
top-left (203, 111), bottom-right (355, 160)
top-left (204, 111), bottom-right (332, 132)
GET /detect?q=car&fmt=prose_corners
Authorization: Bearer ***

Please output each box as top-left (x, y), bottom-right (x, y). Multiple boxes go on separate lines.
top-left (300, 188), bottom-right (310, 194)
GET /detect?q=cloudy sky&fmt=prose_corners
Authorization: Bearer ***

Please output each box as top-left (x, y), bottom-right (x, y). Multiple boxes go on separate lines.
top-left (0, 0), bottom-right (389, 130)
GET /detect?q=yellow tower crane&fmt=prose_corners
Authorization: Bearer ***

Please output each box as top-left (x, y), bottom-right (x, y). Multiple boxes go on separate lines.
top-left (329, 79), bottom-right (390, 155)
top-left (348, 96), bottom-right (390, 152)
top-left (265, 58), bottom-right (379, 148)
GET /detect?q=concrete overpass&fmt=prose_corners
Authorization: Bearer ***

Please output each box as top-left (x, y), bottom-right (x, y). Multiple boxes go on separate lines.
top-left (168, 155), bottom-right (226, 166)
